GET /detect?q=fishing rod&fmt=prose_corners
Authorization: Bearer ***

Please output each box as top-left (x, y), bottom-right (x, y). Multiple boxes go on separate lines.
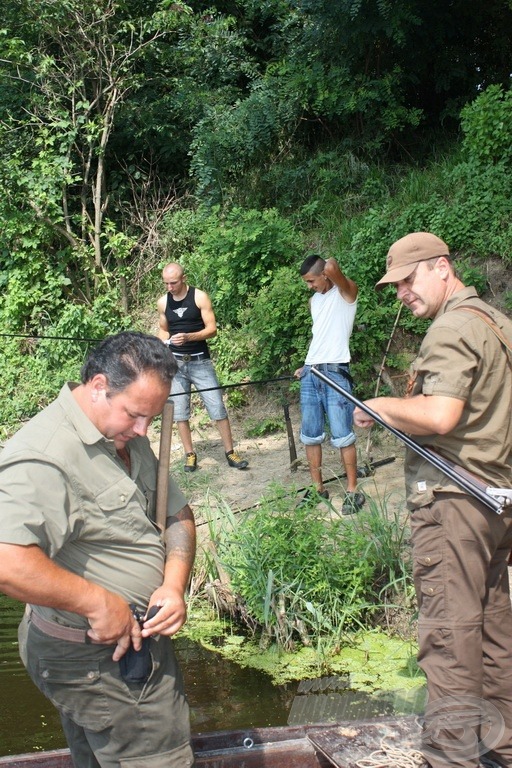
top-left (168, 374), bottom-right (293, 397)
top-left (311, 366), bottom-right (511, 514)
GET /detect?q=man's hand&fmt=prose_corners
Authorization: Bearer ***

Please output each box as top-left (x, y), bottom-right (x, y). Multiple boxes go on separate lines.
top-left (169, 333), bottom-right (188, 346)
top-left (294, 366), bottom-right (303, 378)
top-left (139, 503), bottom-right (195, 640)
top-left (353, 406), bottom-right (375, 429)
top-left (86, 591), bottom-right (142, 661)
top-left (323, 257), bottom-right (339, 279)
top-left (0, 542), bottom-right (143, 663)
top-left (141, 587), bottom-right (187, 638)
top-left (323, 257), bottom-right (358, 302)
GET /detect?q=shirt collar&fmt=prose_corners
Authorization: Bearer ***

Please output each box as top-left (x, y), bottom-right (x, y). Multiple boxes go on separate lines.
top-left (58, 383), bottom-right (112, 448)
top-left (435, 286), bottom-right (478, 319)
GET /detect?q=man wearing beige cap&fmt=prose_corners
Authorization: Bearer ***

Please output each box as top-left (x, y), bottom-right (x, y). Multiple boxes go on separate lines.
top-left (354, 232), bottom-right (512, 768)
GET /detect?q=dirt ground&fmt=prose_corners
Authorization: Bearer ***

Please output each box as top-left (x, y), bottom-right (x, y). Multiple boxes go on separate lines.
top-left (150, 393), bottom-right (407, 528)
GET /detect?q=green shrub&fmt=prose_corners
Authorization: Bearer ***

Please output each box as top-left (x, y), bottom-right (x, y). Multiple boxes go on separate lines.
top-left (0, 292), bottom-right (130, 439)
top-left (184, 207), bottom-right (304, 327)
top-left (460, 84), bottom-right (512, 169)
top-left (245, 265), bottom-right (311, 380)
top-left (245, 417), bottom-right (284, 437)
top-left (217, 487), bottom-right (412, 652)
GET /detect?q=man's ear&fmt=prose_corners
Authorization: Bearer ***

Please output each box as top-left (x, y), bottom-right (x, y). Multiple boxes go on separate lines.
top-left (435, 256), bottom-right (451, 279)
top-left (90, 374), bottom-right (108, 402)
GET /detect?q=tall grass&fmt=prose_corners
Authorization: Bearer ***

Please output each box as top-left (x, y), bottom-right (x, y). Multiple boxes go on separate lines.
top-left (195, 484), bottom-right (415, 656)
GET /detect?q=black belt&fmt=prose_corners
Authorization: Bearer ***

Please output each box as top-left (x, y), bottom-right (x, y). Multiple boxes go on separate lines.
top-left (307, 363), bottom-right (353, 386)
top-left (172, 351), bottom-right (209, 362)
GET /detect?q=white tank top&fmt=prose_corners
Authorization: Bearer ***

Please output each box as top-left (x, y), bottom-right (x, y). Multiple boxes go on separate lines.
top-left (304, 285), bottom-right (357, 365)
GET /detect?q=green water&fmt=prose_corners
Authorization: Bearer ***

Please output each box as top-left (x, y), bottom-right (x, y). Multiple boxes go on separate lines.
top-left (0, 597), bottom-right (294, 756)
top-left (0, 596), bottom-right (426, 757)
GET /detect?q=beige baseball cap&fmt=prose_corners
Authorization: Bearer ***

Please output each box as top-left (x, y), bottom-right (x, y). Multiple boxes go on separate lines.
top-left (376, 232), bottom-right (450, 290)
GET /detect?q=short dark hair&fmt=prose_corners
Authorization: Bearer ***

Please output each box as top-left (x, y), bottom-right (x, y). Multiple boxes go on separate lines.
top-left (81, 331), bottom-right (177, 392)
top-left (300, 254), bottom-right (325, 276)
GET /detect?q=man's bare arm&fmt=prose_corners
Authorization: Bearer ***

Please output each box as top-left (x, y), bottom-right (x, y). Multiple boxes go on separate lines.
top-left (323, 258), bottom-right (358, 303)
top-left (142, 504), bottom-right (196, 638)
top-left (192, 289), bottom-right (217, 340)
top-left (353, 394), bottom-right (465, 436)
top-left (157, 294), bottom-right (170, 340)
top-left (0, 542), bottom-right (138, 656)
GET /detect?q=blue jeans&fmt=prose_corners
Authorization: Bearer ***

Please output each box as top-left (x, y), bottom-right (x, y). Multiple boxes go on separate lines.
top-left (299, 364), bottom-right (356, 448)
top-left (171, 359), bottom-right (228, 422)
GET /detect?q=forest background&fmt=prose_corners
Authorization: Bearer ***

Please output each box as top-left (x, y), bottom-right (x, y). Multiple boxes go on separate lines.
top-left (1, 0), bottom-right (512, 672)
top-left (2, 0), bottom-right (512, 439)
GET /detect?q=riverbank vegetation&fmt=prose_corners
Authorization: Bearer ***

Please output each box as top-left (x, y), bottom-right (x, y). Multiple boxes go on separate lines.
top-left (2, 1), bottom-right (512, 439)
top-left (1, 0), bottom-right (512, 678)
top-left (182, 478), bottom-right (420, 684)
top-left (219, 492), bottom-right (413, 651)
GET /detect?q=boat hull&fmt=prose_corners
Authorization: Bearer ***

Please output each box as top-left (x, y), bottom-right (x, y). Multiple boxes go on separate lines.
top-left (0, 717), bottom-right (420, 768)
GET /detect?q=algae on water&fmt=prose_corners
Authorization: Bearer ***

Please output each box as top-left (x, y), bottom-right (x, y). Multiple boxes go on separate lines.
top-left (185, 607), bottom-right (424, 691)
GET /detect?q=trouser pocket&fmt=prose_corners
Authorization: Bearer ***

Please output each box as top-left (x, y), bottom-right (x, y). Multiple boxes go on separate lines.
top-left (35, 657), bottom-right (112, 730)
top-left (120, 741), bottom-right (195, 767)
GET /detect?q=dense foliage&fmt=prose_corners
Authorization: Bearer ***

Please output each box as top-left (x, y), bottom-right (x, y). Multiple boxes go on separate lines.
top-left (1, 0), bottom-right (512, 437)
top-left (215, 490), bottom-right (413, 652)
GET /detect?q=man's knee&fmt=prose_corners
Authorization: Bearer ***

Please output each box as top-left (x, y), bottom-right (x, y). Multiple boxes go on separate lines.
top-left (119, 741), bottom-right (194, 767)
top-left (171, 397), bottom-right (190, 422)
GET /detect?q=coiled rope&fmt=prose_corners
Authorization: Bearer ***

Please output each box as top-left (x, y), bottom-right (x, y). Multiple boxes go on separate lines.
top-left (354, 739), bottom-right (428, 767)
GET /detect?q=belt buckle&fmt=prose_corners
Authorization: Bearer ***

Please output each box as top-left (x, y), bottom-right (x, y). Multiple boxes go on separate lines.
top-left (182, 354), bottom-right (191, 362)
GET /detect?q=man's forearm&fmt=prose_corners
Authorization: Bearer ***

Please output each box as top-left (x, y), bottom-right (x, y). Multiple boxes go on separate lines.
top-left (0, 543), bottom-right (110, 617)
top-left (183, 327), bottom-right (216, 343)
top-left (163, 506), bottom-right (196, 594)
top-left (362, 394), bottom-right (464, 436)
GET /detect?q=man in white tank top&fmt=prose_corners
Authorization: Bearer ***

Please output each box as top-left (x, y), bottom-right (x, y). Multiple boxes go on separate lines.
top-left (294, 255), bottom-right (365, 515)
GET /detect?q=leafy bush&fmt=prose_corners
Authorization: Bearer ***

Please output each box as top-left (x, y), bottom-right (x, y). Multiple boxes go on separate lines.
top-left (158, 208), bottom-right (209, 265)
top-left (245, 417), bottom-right (284, 437)
top-left (231, 145), bottom-right (391, 223)
top-left (460, 85), bottom-right (512, 169)
top-left (190, 82), bottom-right (300, 203)
top-left (0, 292), bottom-right (130, 439)
top-left (245, 265), bottom-right (311, 380)
top-left (207, 326), bottom-right (252, 408)
top-left (184, 207), bottom-right (304, 325)
top-left (217, 488), bottom-right (412, 652)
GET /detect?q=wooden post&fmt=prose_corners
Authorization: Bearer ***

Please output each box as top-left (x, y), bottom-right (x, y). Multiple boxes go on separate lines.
top-left (283, 400), bottom-right (298, 472)
top-left (156, 399), bottom-right (174, 535)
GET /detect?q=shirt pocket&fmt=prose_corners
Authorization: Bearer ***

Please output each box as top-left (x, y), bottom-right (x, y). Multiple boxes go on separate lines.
top-left (95, 476), bottom-right (152, 543)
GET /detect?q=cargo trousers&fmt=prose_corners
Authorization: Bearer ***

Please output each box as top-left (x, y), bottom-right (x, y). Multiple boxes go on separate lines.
top-left (20, 615), bottom-right (195, 768)
top-left (411, 493), bottom-right (512, 768)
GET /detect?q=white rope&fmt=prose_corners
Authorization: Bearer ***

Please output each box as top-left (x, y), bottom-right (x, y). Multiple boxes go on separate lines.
top-left (354, 738), bottom-right (428, 768)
